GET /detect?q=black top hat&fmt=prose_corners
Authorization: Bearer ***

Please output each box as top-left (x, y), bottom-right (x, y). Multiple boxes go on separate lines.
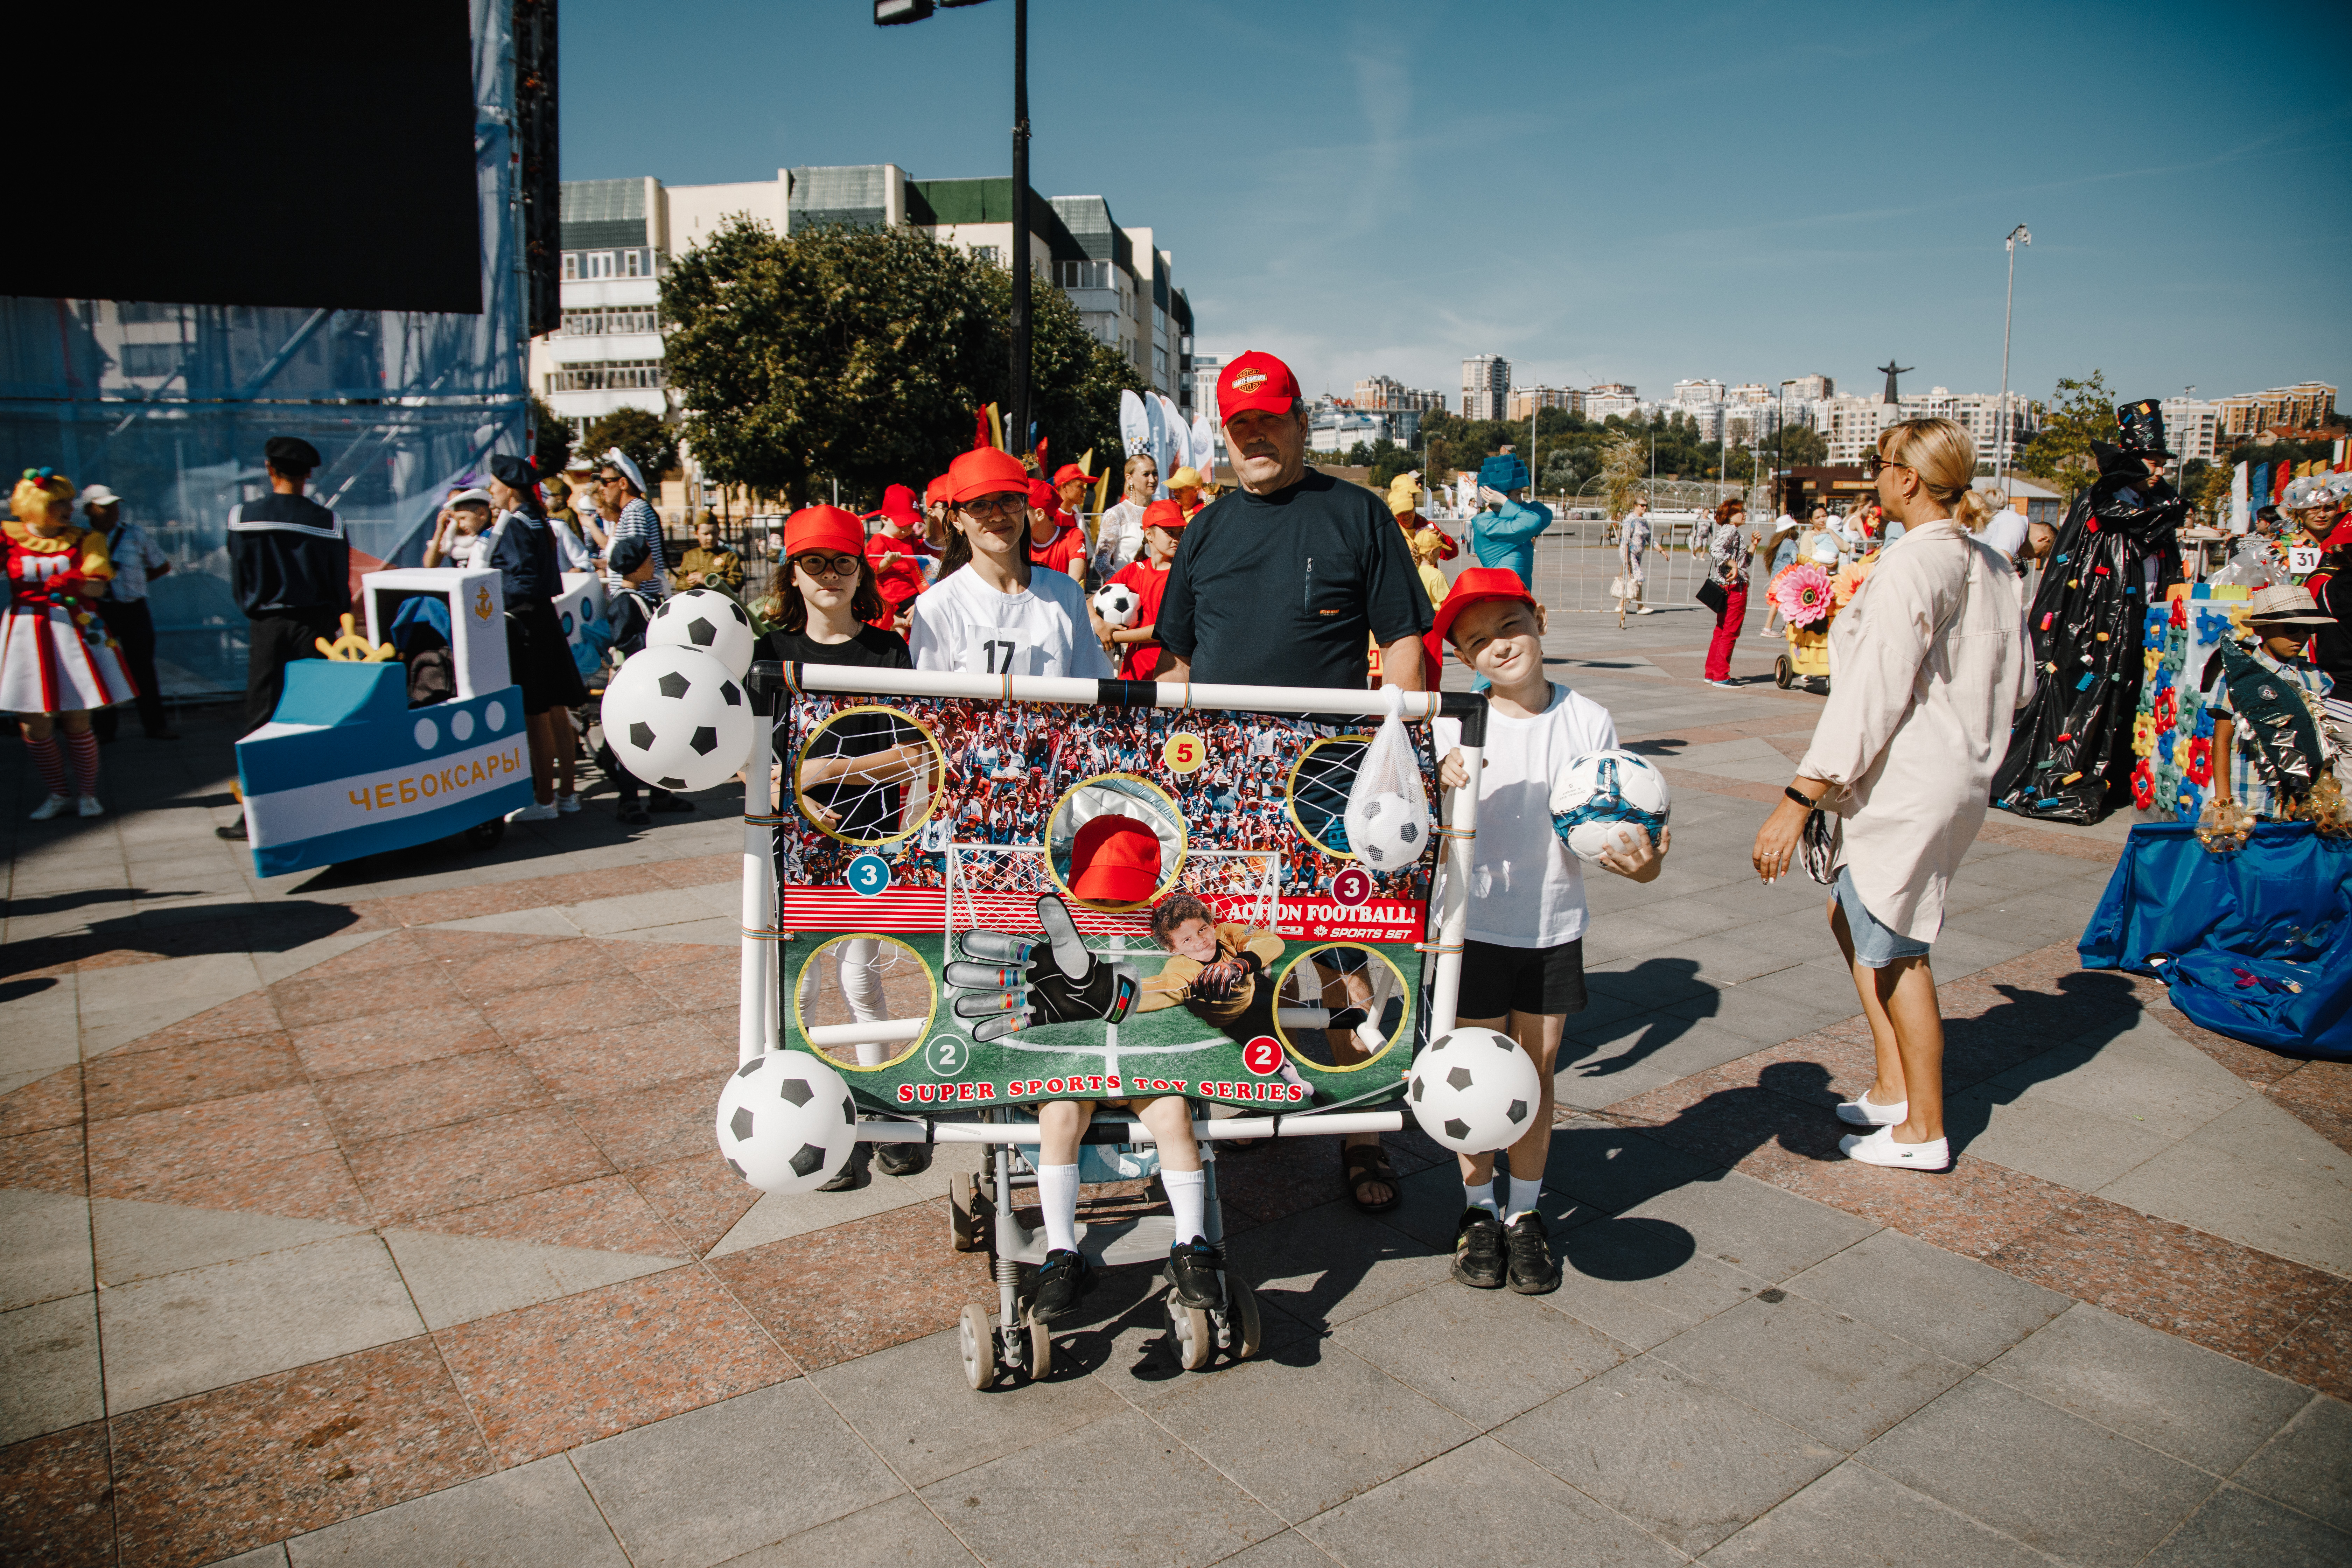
top-left (2113, 399), bottom-right (2174, 459)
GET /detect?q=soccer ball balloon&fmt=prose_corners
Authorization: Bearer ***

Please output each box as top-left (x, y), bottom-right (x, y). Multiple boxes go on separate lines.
top-left (1346, 789), bottom-right (1429, 869)
top-left (1550, 749), bottom-right (1671, 865)
top-left (1408, 1027), bottom-right (1540, 1155)
top-left (602, 644), bottom-right (753, 794)
top-left (714, 1050), bottom-right (858, 1192)
top-left (1093, 584), bottom-right (1138, 630)
top-left (648, 588), bottom-right (757, 678)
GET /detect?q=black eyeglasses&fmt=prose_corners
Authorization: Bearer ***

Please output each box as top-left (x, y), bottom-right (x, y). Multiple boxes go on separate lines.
top-left (793, 552), bottom-right (862, 578)
top-left (1861, 452), bottom-right (1911, 479)
top-left (959, 493), bottom-right (1025, 518)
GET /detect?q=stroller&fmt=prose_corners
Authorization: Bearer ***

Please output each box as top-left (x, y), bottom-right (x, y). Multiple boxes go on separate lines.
top-left (1770, 537), bottom-right (1848, 693)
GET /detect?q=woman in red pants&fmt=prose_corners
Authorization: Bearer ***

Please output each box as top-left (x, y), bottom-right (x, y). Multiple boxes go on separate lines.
top-left (1701, 497), bottom-right (1756, 685)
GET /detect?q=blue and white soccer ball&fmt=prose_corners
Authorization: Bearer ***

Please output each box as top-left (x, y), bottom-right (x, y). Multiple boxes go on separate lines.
top-left (714, 1050), bottom-right (858, 1192)
top-left (602, 644), bottom-right (752, 794)
top-left (1409, 1027), bottom-right (1540, 1155)
top-left (1346, 789), bottom-right (1429, 869)
top-left (1092, 584), bottom-right (1138, 630)
top-left (1551, 749), bottom-right (1671, 865)
top-left (649, 587), bottom-right (757, 679)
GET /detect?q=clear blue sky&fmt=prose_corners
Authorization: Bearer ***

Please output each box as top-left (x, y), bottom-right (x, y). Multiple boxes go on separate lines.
top-left (565, 0), bottom-right (2350, 412)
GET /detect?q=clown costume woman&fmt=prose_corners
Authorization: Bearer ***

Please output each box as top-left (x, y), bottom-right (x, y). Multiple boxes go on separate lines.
top-left (3, 469), bottom-right (137, 818)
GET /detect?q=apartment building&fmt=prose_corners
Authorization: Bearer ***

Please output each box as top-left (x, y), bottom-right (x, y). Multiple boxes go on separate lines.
top-left (2158, 397), bottom-right (2220, 464)
top-left (1461, 355), bottom-right (1511, 422)
top-left (2216, 382), bottom-right (2338, 441)
top-left (1348, 373), bottom-right (1446, 446)
top-left (1506, 386), bottom-right (1582, 420)
top-left (532, 169), bottom-right (1197, 443)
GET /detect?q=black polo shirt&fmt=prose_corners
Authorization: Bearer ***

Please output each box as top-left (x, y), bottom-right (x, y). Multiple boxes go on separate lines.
top-left (1155, 469), bottom-right (1430, 689)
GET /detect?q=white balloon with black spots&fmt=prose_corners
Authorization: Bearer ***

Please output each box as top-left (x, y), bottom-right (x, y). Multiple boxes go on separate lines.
top-left (714, 1050), bottom-right (858, 1192)
top-left (1407, 1026), bottom-right (1540, 1155)
top-left (600, 644), bottom-right (753, 794)
top-left (648, 587), bottom-right (758, 678)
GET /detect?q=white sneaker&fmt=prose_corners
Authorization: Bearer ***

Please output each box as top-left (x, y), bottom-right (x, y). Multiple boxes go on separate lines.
top-left (556, 793), bottom-right (580, 814)
top-left (1634, 606), bottom-right (1657, 615)
top-left (75, 795), bottom-right (104, 818)
top-left (28, 793), bottom-right (70, 821)
top-left (1835, 1092), bottom-right (1906, 1127)
top-left (507, 800), bottom-right (560, 822)
top-left (1839, 1126), bottom-right (1951, 1171)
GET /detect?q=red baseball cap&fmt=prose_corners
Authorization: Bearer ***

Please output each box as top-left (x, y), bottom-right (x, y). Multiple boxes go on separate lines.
top-left (1432, 566), bottom-right (1538, 648)
top-left (1052, 463), bottom-right (1090, 488)
top-left (1027, 477), bottom-right (1058, 510)
top-left (924, 474), bottom-right (951, 507)
top-left (1216, 350), bottom-right (1301, 423)
top-left (872, 483), bottom-right (921, 530)
top-left (1069, 813), bottom-right (1163, 906)
top-left (783, 505), bottom-right (866, 559)
top-left (1141, 498), bottom-right (1189, 533)
top-left (947, 447), bottom-right (1030, 505)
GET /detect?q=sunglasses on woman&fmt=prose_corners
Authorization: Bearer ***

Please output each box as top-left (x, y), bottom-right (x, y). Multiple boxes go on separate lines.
top-left (793, 552), bottom-right (862, 578)
top-left (1860, 451), bottom-right (1912, 479)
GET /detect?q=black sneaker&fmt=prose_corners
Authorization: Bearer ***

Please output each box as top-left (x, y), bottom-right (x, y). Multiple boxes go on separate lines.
top-left (214, 819), bottom-right (248, 841)
top-left (648, 794), bottom-right (696, 814)
top-left (1165, 1237), bottom-right (1225, 1311)
top-left (1030, 1248), bottom-right (1094, 1322)
top-left (816, 1143), bottom-right (870, 1192)
top-left (1452, 1208), bottom-right (1505, 1289)
top-left (1503, 1211), bottom-right (1561, 1295)
top-left (875, 1142), bottom-right (932, 1177)
top-left (620, 806), bottom-right (651, 826)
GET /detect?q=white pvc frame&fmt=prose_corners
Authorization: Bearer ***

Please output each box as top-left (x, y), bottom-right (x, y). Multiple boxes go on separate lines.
top-left (737, 667), bottom-right (1485, 1144)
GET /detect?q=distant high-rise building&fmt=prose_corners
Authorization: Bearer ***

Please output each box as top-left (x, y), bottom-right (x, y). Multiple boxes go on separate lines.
top-left (1671, 378), bottom-right (1726, 407)
top-left (1585, 384), bottom-right (1642, 420)
top-left (1507, 386), bottom-right (1582, 420)
top-left (2215, 382), bottom-right (2338, 441)
top-left (1349, 373), bottom-right (1443, 444)
top-left (1728, 383), bottom-right (1772, 405)
top-left (1462, 354), bottom-right (1510, 422)
top-left (1780, 373), bottom-right (1834, 401)
top-left (2159, 396), bottom-right (2220, 464)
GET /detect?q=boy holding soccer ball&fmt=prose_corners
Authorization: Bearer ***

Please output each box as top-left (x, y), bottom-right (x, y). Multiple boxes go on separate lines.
top-left (1432, 568), bottom-right (1668, 1293)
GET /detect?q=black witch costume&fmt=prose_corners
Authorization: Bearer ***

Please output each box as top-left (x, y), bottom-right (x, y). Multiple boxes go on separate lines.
top-left (1991, 399), bottom-right (2187, 823)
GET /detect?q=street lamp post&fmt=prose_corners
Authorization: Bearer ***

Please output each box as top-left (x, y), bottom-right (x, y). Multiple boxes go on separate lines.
top-left (878, 0), bottom-right (1030, 461)
top-left (1996, 223), bottom-right (2030, 490)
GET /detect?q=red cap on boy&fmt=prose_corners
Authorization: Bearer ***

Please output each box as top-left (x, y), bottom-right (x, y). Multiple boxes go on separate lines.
top-left (1431, 566), bottom-right (1537, 650)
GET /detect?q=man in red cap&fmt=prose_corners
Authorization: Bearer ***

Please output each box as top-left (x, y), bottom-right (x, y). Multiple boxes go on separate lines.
top-left (908, 447), bottom-right (1111, 678)
top-left (1092, 497), bottom-right (1187, 678)
top-left (1026, 477), bottom-right (1087, 581)
top-left (1155, 349), bottom-right (1430, 694)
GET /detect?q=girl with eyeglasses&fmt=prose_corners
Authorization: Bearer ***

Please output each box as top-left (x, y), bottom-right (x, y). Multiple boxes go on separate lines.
top-left (906, 447), bottom-right (1112, 681)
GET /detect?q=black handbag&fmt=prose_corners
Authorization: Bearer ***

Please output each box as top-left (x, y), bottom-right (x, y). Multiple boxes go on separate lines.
top-left (1696, 577), bottom-right (1728, 616)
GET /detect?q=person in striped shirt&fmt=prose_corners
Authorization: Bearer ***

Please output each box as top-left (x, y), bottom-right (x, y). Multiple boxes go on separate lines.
top-left (593, 448), bottom-right (666, 602)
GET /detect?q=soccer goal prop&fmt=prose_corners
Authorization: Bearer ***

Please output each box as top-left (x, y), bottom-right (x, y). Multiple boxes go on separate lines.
top-left (673, 662), bottom-right (1498, 1386)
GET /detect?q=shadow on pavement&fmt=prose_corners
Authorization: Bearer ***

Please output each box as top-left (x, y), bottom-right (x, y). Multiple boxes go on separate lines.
top-left (1564, 958), bottom-right (1716, 1078)
top-left (0, 901), bottom-right (360, 981)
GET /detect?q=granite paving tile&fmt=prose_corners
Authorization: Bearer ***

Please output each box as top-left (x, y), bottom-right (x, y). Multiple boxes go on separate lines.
top-left (440, 936), bottom-right (626, 1003)
top-left (569, 1077), bottom-right (727, 1170)
top-left (277, 1453), bottom-right (626, 1568)
top-left (104, 990), bottom-right (283, 1054)
top-left (1735, 1132), bottom-right (2082, 1259)
top-left (111, 1150), bottom-right (372, 1227)
top-left (109, 1335), bottom-right (493, 1568)
top-left (1697, 1460), bottom-right (2054, 1568)
top-left (269, 967), bottom-right (461, 1031)
top-left (311, 1048), bottom-right (553, 1144)
top-left (355, 866), bottom-right (649, 928)
top-left (1986, 1195), bottom-right (2345, 1366)
top-left (1652, 1291), bottom-right (1971, 1450)
top-left (2272, 1101), bottom-right (2352, 1160)
top-left (2270, 1059), bottom-right (2352, 1120)
top-left (1778, 1228), bottom-right (2070, 1367)
top-left (2260, 1286), bottom-right (2352, 1404)
top-left (626, 1153), bottom-right (759, 1258)
top-left (2, 1293), bottom-right (103, 1447)
top-left (405, 927), bottom-right (568, 965)
top-left (402, 1173), bottom-right (685, 1258)
top-left (2138, 1484), bottom-right (2352, 1568)
top-left (86, 1086), bottom-right (334, 1192)
top-left (286, 929), bottom-right (438, 981)
top-left (2233, 1392), bottom-right (2352, 1534)
top-left (0, 1419), bottom-right (115, 1568)
top-left (432, 1266), bottom-right (792, 1466)
top-left (2156, 1012), bottom-right (2306, 1087)
top-left (512, 1016), bottom-right (733, 1101)
top-left (707, 1492), bottom-right (978, 1568)
top-left (84, 1036), bottom-right (305, 1124)
top-left (707, 1199), bottom-right (993, 1372)
top-left (1330, 1280), bottom-right (1632, 1429)
top-left (1, 1124), bottom-right (90, 1197)
top-left (0, 1068), bottom-right (84, 1141)
top-left (1213, 1133), bottom-right (1358, 1228)
top-left (481, 974), bottom-right (673, 1044)
top-left (285, 1003), bottom-right (501, 1080)
top-left (343, 1107), bottom-right (615, 1224)
top-left (644, 853), bottom-right (738, 889)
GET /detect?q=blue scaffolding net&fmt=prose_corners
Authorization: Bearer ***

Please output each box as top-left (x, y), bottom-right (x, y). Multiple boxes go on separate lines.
top-left (0, 0), bottom-right (524, 701)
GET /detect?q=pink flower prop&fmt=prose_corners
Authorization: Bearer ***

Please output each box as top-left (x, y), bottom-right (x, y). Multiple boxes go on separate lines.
top-left (1771, 563), bottom-right (1834, 628)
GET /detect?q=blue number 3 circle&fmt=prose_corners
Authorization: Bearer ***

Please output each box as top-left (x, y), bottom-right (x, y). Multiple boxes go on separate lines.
top-left (846, 854), bottom-right (891, 897)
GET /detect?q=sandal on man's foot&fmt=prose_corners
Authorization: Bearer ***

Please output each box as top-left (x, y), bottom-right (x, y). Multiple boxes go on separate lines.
top-left (1342, 1143), bottom-right (1400, 1214)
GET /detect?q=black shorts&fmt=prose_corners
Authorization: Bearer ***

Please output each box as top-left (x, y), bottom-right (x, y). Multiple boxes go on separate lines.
top-left (1458, 937), bottom-right (1586, 1019)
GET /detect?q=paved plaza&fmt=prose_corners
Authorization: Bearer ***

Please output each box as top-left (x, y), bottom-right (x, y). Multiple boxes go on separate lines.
top-left (2, 529), bottom-right (2348, 1567)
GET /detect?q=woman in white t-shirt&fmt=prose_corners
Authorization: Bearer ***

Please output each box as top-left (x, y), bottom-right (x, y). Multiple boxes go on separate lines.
top-left (909, 447), bottom-right (1113, 680)
top-left (1432, 568), bottom-right (1668, 1297)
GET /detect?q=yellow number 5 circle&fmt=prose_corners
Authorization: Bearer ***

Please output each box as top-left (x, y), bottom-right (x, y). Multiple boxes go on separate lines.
top-left (1163, 731), bottom-right (1205, 775)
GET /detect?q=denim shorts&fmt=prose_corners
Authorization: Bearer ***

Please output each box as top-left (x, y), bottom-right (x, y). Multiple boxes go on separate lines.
top-left (1834, 866), bottom-right (1931, 968)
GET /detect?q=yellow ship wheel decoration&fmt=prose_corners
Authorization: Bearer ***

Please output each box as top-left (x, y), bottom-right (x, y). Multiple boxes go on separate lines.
top-left (314, 613), bottom-right (396, 662)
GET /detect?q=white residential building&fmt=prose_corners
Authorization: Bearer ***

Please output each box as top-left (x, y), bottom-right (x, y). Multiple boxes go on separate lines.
top-left (1818, 396), bottom-right (1901, 465)
top-left (1671, 378), bottom-right (1726, 408)
top-left (2160, 397), bottom-right (2221, 464)
top-left (1780, 374), bottom-right (1834, 402)
top-left (1462, 355), bottom-right (1510, 422)
top-left (1893, 387), bottom-right (2035, 471)
top-left (1585, 386), bottom-right (1642, 420)
top-left (1507, 386), bottom-right (1582, 420)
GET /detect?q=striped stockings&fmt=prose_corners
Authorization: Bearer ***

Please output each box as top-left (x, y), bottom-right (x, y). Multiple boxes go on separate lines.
top-left (24, 733), bottom-right (66, 797)
top-left (63, 728), bottom-right (98, 797)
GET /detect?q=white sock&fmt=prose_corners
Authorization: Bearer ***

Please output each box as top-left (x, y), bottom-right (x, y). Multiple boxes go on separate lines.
top-left (1465, 1180), bottom-right (1500, 1217)
top-left (1506, 1176), bottom-right (1544, 1221)
top-left (1162, 1167), bottom-right (1206, 1244)
top-left (1037, 1163), bottom-right (1079, 1254)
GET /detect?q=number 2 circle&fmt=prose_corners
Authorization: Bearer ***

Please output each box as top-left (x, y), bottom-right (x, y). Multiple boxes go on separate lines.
top-left (924, 1035), bottom-right (967, 1079)
top-left (1242, 1036), bottom-right (1284, 1077)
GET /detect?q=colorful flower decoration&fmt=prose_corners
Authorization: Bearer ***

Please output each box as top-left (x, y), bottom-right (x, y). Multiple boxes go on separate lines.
top-left (2153, 687), bottom-right (2177, 729)
top-left (1830, 550), bottom-right (1877, 607)
top-left (1770, 563), bottom-right (1834, 628)
top-left (2169, 599), bottom-right (2188, 628)
top-left (2131, 760), bottom-right (2155, 810)
top-left (2144, 648), bottom-right (2162, 679)
top-left (2187, 736), bottom-right (2212, 786)
top-left (2133, 714), bottom-right (2156, 756)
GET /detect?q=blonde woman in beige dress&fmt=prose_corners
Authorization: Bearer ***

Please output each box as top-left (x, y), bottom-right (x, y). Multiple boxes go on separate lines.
top-left (1750, 418), bottom-right (2032, 1172)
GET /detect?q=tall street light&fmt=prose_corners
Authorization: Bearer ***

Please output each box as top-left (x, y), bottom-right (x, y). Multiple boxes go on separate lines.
top-left (1996, 224), bottom-right (2030, 490)
top-left (878, 0), bottom-right (1031, 462)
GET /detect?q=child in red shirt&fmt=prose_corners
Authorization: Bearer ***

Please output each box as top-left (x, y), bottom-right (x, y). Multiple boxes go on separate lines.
top-left (863, 483), bottom-right (932, 632)
top-left (1027, 478), bottom-right (1088, 581)
top-left (1097, 498), bottom-right (1186, 679)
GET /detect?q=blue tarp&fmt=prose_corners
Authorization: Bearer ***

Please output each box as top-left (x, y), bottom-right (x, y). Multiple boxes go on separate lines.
top-left (2079, 822), bottom-right (2352, 1058)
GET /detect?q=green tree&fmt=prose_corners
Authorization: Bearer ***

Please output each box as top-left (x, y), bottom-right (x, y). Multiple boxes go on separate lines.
top-left (2019, 371), bottom-right (2115, 499)
top-left (1764, 425), bottom-right (1827, 467)
top-left (972, 261), bottom-right (1147, 479)
top-left (583, 406), bottom-right (677, 493)
top-left (527, 394), bottom-right (573, 477)
top-left (1601, 433), bottom-right (1647, 519)
top-left (1366, 440), bottom-right (1415, 491)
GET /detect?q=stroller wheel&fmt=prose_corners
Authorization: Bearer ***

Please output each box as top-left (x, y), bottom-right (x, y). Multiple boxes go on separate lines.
top-left (958, 1304), bottom-right (995, 1391)
top-left (1168, 1297), bottom-right (1215, 1371)
top-left (1774, 655), bottom-right (1793, 690)
top-left (950, 1172), bottom-right (985, 1252)
top-left (1027, 1315), bottom-right (1055, 1382)
top-left (1225, 1276), bottom-right (1262, 1362)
